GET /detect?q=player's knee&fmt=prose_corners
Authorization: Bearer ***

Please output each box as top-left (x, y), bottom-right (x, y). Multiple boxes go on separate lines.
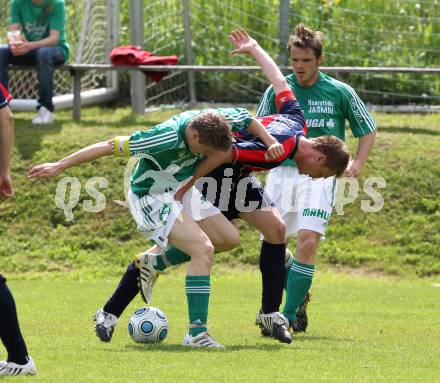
top-left (218, 230), bottom-right (240, 251)
top-left (262, 219), bottom-right (286, 244)
top-left (297, 230), bottom-right (320, 262)
top-left (230, 231), bottom-right (241, 249)
top-left (202, 242), bottom-right (215, 268)
top-left (192, 240), bottom-right (215, 268)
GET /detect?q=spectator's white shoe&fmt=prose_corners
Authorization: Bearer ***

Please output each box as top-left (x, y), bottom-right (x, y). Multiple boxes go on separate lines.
top-left (0, 356), bottom-right (37, 376)
top-left (32, 106), bottom-right (54, 124)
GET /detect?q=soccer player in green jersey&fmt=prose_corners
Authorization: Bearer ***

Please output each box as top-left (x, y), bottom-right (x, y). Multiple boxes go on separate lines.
top-left (256, 24), bottom-right (377, 334)
top-left (27, 83), bottom-right (288, 349)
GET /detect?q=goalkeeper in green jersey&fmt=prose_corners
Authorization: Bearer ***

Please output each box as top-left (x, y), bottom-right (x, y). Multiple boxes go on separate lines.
top-left (256, 23), bottom-right (377, 334)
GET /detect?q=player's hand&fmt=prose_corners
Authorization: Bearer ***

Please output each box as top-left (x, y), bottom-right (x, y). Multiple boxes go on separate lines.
top-left (229, 28), bottom-right (258, 55)
top-left (0, 172), bottom-right (14, 199)
top-left (265, 142), bottom-right (285, 161)
top-left (344, 159), bottom-right (362, 178)
top-left (27, 162), bottom-right (64, 179)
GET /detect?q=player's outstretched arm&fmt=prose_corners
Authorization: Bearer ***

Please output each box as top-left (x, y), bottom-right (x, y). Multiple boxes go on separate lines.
top-left (229, 28), bottom-right (291, 96)
top-left (27, 138), bottom-right (116, 179)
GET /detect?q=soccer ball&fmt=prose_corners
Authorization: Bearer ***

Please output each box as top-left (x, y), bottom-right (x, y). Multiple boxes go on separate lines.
top-left (128, 307), bottom-right (169, 343)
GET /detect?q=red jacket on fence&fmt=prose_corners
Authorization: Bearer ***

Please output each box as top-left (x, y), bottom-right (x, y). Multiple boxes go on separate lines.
top-left (109, 45), bottom-right (179, 82)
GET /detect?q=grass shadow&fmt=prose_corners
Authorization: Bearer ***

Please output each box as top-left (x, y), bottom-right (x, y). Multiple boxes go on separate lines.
top-left (294, 334), bottom-right (355, 343)
top-left (379, 126), bottom-right (440, 136)
top-left (123, 342), bottom-right (288, 353)
top-left (77, 117), bottom-right (161, 130)
top-left (14, 117), bottom-right (63, 160)
top-left (75, 107), bottom-right (180, 130)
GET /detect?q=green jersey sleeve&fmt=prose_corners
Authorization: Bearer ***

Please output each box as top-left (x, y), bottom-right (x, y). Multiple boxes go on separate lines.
top-left (113, 125), bottom-right (179, 157)
top-left (215, 107), bottom-right (254, 132)
top-left (10, 0), bottom-right (21, 24)
top-left (50, 2), bottom-right (66, 31)
top-left (256, 85), bottom-right (277, 117)
top-left (339, 83), bottom-right (377, 137)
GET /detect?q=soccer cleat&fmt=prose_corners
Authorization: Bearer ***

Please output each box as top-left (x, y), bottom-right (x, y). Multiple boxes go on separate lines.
top-left (257, 292), bottom-right (312, 336)
top-left (0, 356), bottom-right (37, 376)
top-left (255, 311), bottom-right (291, 344)
top-left (182, 331), bottom-right (224, 348)
top-left (32, 106), bottom-right (54, 124)
top-left (135, 252), bottom-right (160, 304)
top-left (94, 308), bottom-right (118, 342)
top-left (256, 310), bottom-right (282, 337)
top-left (291, 292), bottom-right (311, 333)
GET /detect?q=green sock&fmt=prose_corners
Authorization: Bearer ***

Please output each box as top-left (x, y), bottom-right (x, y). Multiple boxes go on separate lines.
top-left (284, 249), bottom-right (294, 290)
top-left (283, 259), bottom-right (315, 325)
top-left (154, 247), bottom-right (191, 272)
top-left (186, 275), bottom-right (210, 336)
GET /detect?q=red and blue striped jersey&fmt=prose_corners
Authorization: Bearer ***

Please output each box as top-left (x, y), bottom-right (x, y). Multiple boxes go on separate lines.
top-left (0, 83), bottom-right (12, 109)
top-left (232, 91), bottom-right (307, 172)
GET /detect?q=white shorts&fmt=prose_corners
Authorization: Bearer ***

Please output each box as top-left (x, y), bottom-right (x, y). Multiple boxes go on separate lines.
top-left (263, 166), bottom-right (337, 239)
top-left (127, 187), bottom-right (220, 249)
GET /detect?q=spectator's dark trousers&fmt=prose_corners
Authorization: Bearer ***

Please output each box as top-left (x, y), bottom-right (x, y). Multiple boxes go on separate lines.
top-left (0, 45), bottom-right (65, 112)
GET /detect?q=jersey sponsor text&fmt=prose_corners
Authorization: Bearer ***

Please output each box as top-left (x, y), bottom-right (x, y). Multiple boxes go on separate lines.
top-left (308, 99), bottom-right (334, 114)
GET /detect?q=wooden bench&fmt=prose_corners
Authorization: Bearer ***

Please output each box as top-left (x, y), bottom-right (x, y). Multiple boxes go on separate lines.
top-left (9, 64), bottom-right (440, 120)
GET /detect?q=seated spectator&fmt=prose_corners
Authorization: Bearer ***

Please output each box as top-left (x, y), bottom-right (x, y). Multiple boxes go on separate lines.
top-left (0, 0), bottom-right (69, 124)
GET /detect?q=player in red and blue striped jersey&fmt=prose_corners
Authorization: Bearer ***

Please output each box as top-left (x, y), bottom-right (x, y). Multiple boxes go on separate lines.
top-left (231, 93), bottom-right (307, 171)
top-left (0, 83), bottom-right (12, 109)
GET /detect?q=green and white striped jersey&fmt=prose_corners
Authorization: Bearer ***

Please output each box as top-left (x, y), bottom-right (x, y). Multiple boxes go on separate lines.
top-left (114, 108), bottom-right (253, 196)
top-left (256, 72), bottom-right (376, 166)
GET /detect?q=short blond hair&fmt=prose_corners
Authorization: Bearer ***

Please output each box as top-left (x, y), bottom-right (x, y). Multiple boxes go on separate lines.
top-left (188, 111), bottom-right (233, 152)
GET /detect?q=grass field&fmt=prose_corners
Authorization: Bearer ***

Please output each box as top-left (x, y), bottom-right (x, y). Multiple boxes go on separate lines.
top-left (1, 107), bottom-right (439, 381)
top-left (4, 267), bottom-right (440, 383)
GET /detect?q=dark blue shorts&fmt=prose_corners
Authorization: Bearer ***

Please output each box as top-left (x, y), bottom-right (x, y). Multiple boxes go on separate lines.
top-left (196, 164), bottom-right (273, 221)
